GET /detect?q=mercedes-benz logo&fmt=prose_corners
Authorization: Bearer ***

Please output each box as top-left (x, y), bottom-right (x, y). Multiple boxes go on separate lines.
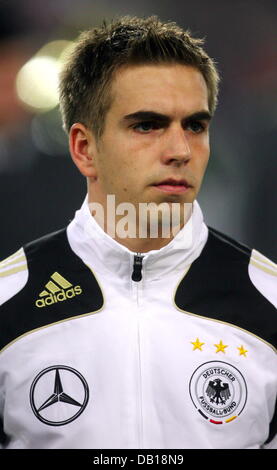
top-left (30, 365), bottom-right (89, 426)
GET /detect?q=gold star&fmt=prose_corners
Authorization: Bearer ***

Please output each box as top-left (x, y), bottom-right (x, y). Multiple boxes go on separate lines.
top-left (191, 338), bottom-right (205, 351)
top-left (237, 345), bottom-right (248, 357)
top-left (214, 340), bottom-right (228, 354)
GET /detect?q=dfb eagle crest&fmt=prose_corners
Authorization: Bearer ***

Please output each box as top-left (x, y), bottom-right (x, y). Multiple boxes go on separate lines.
top-left (189, 361), bottom-right (248, 424)
top-left (206, 378), bottom-right (231, 405)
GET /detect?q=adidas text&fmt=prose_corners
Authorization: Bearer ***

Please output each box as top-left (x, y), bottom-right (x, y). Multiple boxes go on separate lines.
top-left (35, 286), bottom-right (82, 308)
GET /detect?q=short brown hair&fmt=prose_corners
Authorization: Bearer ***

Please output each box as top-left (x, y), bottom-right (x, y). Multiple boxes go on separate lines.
top-left (59, 15), bottom-right (220, 139)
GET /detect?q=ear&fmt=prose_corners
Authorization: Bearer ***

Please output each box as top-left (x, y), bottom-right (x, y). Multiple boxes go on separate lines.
top-left (69, 123), bottom-right (98, 179)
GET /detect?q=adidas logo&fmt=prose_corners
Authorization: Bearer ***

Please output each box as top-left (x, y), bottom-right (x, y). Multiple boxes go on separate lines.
top-left (35, 272), bottom-right (82, 308)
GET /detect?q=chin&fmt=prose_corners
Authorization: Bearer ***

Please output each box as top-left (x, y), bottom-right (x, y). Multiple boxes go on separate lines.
top-left (161, 194), bottom-right (195, 205)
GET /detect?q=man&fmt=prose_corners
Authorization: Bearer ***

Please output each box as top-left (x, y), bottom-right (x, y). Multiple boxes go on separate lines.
top-left (0, 16), bottom-right (276, 449)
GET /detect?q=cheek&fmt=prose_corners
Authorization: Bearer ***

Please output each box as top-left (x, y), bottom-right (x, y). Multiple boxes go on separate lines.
top-left (198, 155), bottom-right (210, 179)
top-left (99, 153), bottom-right (138, 192)
top-left (194, 136), bottom-right (210, 165)
top-left (201, 150), bottom-right (210, 169)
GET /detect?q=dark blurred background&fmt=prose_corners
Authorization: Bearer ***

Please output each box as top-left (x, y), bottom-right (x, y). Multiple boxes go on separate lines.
top-left (0, 0), bottom-right (276, 260)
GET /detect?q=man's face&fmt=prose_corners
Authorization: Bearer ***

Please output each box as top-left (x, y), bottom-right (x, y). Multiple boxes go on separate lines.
top-left (91, 64), bottom-right (211, 211)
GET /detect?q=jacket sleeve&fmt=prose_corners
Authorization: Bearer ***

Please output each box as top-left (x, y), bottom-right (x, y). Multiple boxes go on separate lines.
top-left (248, 248), bottom-right (277, 309)
top-left (0, 247), bottom-right (28, 307)
top-left (249, 249), bottom-right (277, 449)
top-left (0, 247), bottom-right (28, 448)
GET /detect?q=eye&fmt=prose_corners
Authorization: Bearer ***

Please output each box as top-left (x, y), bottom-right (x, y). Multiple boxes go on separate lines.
top-left (186, 120), bottom-right (206, 133)
top-left (132, 121), bottom-right (160, 133)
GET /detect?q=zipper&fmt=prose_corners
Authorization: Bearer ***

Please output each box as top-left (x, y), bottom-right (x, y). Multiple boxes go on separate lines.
top-left (131, 253), bottom-right (144, 447)
top-left (131, 253), bottom-right (144, 282)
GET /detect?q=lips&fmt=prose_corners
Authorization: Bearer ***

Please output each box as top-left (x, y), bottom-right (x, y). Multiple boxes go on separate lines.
top-left (153, 178), bottom-right (192, 193)
top-left (155, 178), bottom-right (191, 187)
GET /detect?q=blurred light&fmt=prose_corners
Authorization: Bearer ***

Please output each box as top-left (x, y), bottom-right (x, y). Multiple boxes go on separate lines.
top-left (31, 111), bottom-right (68, 157)
top-left (59, 42), bottom-right (76, 65)
top-left (16, 40), bottom-right (75, 113)
top-left (16, 56), bottom-right (60, 112)
top-left (37, 40), bottom-right (74, 60)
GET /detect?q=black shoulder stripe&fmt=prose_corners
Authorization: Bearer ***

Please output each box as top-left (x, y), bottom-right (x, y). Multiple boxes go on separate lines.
top-left (208, 227), bottom-right (251, 256)
top-left (175, 228), bottom-right (277, 348)
top-left (0, 228), bottom-right (104, 351)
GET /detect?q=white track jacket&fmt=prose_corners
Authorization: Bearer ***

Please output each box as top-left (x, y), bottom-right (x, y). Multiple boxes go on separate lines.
top-left (0, 197), bottom-right (276, 449)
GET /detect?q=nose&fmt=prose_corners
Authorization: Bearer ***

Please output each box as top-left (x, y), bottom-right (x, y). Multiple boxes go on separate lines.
top-left (160, 126), bottom-right (191, 166)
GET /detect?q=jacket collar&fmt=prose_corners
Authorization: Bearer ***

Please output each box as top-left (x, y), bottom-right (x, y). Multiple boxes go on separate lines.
top-left (67, 195), bottom-right (208, 281)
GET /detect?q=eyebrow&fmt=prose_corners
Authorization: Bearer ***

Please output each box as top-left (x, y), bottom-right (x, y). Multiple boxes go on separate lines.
top-left (122, 110), bottom-right (212, 124)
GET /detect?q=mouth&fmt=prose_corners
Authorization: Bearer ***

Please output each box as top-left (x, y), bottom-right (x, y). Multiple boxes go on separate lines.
top-left (152, 178), bottom-right (192, 194)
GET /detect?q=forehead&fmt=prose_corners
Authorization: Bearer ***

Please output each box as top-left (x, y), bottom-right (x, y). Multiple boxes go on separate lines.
top-left (109, 64), bottom-right (209, 118)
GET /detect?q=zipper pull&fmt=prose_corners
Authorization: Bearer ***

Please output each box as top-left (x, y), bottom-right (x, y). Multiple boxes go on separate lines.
top-left (132, 254), bottom-right (143, 282)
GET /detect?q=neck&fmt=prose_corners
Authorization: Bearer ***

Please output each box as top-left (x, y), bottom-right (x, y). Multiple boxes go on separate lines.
top-left (87, 190), bottom-right (192, 253)
top-left (112, 232), bottom-right (178, 253)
